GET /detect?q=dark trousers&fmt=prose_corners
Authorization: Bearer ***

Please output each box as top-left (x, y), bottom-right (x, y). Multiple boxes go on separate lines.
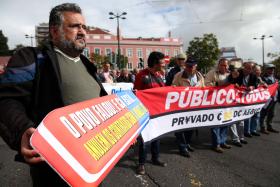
top-left (138, 137), bottom-right (160, 165)
top-left (260, 100), bottom-right (276, 129)
top-left (175, 130), bottom-right (193, 151)
top-left (30, 163), bottom-right (103, 187)
top-left (30, 163), bottom-right (69, 187)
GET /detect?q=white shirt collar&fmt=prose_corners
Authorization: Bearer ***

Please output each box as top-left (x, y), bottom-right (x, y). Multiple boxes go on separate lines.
top-left (54, 47), bottom-right (80, 63)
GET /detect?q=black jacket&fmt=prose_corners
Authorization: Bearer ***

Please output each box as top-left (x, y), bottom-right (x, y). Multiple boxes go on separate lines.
top-left (228, 70), bottom-right (258, 88)
top-left (166, 65), bottom-right (181, 86)
top-left (0, 42), bottom-right (107, 151)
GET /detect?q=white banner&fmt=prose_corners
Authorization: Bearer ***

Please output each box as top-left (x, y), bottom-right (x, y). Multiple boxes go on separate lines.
top-left (141, 104), bottom-right (264, 142)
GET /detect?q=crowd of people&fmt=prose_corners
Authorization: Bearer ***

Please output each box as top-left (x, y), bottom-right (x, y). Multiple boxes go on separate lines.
top-left (0, 2), bottom-right (279, 186)
top-left (133, 52), bottom-right (279, 175)
top-left (97, 62), bottom-right (138, 84)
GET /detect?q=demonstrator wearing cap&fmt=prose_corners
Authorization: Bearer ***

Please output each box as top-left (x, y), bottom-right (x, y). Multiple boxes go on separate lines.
top-left (259, 64), bottom-right (279, 133)
top-left (172, 57), bottom-right (204, 157)
top-left (166, 53), bottom-right (187, 86)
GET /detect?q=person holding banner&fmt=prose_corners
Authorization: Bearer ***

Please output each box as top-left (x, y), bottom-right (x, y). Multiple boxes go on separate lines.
top-left (172, 57), bottom-right (205, 157)
top-left (166, 53), bottom-right (187, 86)
top-left (205, 58), bottom-right (232, 153)
top-left (134, 51), bottom-right (167, 175)
top-left (229, 61), bottom-right (258, 138)
top-left (250, 65), bottom-right (266, 136)
top-left (259, 64), bottom-right (279, 133)
top-left (0, 3), bottom-right (106, 186)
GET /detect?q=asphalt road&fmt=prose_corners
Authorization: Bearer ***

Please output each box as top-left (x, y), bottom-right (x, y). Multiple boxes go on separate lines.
top-left (0, 104), bottom-right (280, 187)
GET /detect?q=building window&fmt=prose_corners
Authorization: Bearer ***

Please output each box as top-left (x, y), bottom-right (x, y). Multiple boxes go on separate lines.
top-left (83, 48), bottom-right (90, 58)
top-left (94, 48), bottom-right (100, 55)
top-left (165, 49), bottom-right (170, 56)
top-left (105, 48), bottom-right (112, 56)
top-left (127, 48), bottom-right (133, 57)
top-left (104, 35), bottom-right (111, 39)
top-left (127, 62), bottom-right (132, 70)
top-left (137, 48), bottom-right (143, 58)
top-left (174, 49), bottom-right (179, 56)
top-left (93, 35), bottom-right (100, 39)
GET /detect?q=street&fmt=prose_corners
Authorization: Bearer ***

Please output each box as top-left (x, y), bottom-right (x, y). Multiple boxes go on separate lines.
top-left (1, 104), bottom-right (280, 187)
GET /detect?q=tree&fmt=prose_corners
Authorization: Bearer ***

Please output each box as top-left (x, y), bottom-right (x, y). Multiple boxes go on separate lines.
top-left (0, 30), bottom-right (9, 56)
top-left (187, 33), bottom-right (220, 73)
top-left (268, 52), bottom-right (280, 78)
top-left (90, 53), bottom-right (104, 69)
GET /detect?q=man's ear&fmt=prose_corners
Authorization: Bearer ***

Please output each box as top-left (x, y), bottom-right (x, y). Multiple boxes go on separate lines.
top-left (49, 26), bottom-right (59, 41)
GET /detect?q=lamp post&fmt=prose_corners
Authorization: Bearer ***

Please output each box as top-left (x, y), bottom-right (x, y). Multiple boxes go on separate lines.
top-left (109, 12), bottom-right (127, 69)
top-left (253, 35), bottom-right (273, 67)
top-left (25, 34), bottom-right (34, 47)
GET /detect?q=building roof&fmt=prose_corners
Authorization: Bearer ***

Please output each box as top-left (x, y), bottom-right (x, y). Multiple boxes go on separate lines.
top-left (123, 37), bottom-right (161, 41)
top-left (0, 56), bottom-right (11, 66)
top-left (87, 27), bottom-right (112, 35)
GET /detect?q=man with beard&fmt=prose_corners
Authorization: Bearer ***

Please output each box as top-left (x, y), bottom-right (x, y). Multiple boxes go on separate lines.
top-left (0, 3), bottom-right (106, 186)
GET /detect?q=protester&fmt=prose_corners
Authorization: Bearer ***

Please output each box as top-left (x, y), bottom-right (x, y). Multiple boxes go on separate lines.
top-left (259, 64), bottom-right (279, 133)
top-left (172, 57), bottom-right (204, 157)
top-left (134, 51), bottom-right (167, 175)
top-left (99, 62), bottom-right (114, 83)
top-left (205, 58), bottom-right (232, 153)
top-left (250, 65), bottom-right (266, 136)
top-left (0, 64), bottom-right (5, 75)
top-left (0, 3), bottom-right (106, 186)
top-left (166, 53), bottom-right (186, 86)
top-left (227, 61), bottom-right (247, 146)
top-left (116, 68), bottom-right (133, 82)
top-left (228, 61), bottom-right (258, 138)
top-left (130, 68), bottom-right (139, 83)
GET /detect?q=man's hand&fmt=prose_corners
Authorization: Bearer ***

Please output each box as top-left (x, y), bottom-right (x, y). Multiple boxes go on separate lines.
top-left (21, 127), bottom-right (44, 164)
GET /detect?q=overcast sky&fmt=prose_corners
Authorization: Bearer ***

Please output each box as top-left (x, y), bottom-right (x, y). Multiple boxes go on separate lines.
top-left (1, 0), bottom-right (279, 64)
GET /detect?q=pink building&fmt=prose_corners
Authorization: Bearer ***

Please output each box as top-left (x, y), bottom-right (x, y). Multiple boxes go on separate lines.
top-left (85, 28), bottom-right (183, 70)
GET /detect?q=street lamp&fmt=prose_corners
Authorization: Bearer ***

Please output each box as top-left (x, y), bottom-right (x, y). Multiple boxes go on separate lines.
top-left (109, 11), bottom-right (127, 68)
top-left (253, 35), bottom-right (273, 67)
top-left (25, 34), bottom-right (34, 47)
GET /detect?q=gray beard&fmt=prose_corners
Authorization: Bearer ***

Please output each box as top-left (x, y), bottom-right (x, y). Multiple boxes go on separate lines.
top-left (58, 35), bottom-right (86, 57)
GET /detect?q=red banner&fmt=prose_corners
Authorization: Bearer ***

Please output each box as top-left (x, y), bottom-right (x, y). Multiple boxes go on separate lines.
top-left (136, 83), bottom-right (278, 142)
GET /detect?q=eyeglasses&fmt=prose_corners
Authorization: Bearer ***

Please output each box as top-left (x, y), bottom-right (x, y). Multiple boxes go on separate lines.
top-left (178, 58), bottom-right (185, 61)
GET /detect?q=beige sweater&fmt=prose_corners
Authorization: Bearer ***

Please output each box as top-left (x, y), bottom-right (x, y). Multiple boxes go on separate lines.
top-left (172, 70), bottom-right (205, 87)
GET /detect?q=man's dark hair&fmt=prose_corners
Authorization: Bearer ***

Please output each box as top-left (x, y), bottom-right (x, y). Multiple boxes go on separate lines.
top-left (147, 51), bottom-right (165, 68)
top-left (49, 3), bottom-right (82, 30)
top-left (218, 58), bottom-right (228, 64)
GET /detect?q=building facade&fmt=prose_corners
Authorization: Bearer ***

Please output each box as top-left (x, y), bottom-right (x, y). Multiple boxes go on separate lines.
top-left (86, 28), bottom-right (183, 70)
top-left (220, 47), bottom-right (237, 60)
top-left (35, 23), bottom-right (49, 46)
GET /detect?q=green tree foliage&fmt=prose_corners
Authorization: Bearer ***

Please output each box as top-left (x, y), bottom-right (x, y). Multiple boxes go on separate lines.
top-left (187, 33), bottom-right (220, 73)
top-left (0, 30), bottom-right (10, 56)
top-left (268, 52), bottom-right (280, 78)
top-left (90, 53), bottom-right (104, 69)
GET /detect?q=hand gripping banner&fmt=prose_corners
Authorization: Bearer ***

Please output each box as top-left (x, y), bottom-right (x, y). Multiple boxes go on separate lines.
top-left (136, 83), bottom-right (278, 142)
top-left (30, 91), bottom-right (149, 187)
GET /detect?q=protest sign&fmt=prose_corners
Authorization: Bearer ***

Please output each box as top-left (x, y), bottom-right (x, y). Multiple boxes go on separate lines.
top-left (102, 83), bottom-right (134, 95)
top-left (136, 83), bottom-right (278, 142)
top-left (31, 91), bottom-right (149, 187)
